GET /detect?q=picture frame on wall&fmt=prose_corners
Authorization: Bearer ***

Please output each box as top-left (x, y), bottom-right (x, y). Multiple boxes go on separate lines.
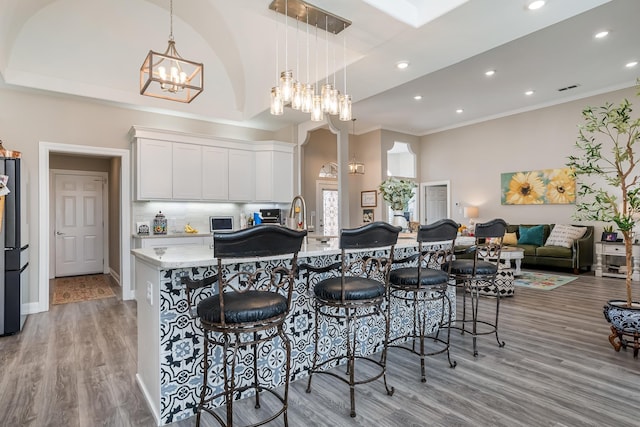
top-left (361, 190), bottom-right (377, 207)
top-left (362, 208), bottom-right (374, 224)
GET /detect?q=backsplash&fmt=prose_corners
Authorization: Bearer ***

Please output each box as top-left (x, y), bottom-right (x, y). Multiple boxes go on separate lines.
top-left (132, 201), bottom-right (288, 234)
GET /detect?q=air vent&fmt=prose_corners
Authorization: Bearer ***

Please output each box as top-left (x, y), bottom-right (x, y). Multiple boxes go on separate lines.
top-left (558, 84), bottom-right (580, 92)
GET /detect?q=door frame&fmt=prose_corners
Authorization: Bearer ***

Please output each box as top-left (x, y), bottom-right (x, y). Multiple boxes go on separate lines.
top-left (50, 169), bottom-right (109, 278)
top-left (38, 142), bottom-right (131, 313)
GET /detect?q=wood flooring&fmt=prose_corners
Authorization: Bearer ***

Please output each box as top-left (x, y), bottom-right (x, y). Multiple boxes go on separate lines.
top-left (2, 272), bottom-right (640, 426)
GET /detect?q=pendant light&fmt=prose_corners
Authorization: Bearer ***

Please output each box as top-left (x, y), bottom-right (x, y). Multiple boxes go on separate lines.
top-left (140, 0), bottom-right (203, 103)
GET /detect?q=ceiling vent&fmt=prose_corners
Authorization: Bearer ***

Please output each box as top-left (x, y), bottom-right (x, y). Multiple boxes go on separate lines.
top-left (558, 84), bottom-right (580, 92)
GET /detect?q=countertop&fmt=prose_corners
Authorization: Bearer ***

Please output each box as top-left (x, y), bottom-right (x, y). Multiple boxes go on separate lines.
top-left (131, 235), bottom-right (419, 269)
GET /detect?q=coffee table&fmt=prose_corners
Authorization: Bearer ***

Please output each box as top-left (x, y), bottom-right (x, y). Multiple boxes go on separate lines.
top-left (499, 246), bottom-right (525, 276)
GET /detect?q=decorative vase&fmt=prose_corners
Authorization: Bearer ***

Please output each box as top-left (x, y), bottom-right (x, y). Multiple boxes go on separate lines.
top-left (603, 299), bottom-right (640, 357)
top-left (392, 210), bottom-right (407, 229)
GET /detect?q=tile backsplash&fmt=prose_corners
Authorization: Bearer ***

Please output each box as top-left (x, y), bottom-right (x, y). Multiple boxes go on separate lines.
top-left (133, 201), bottom-right (288, 234)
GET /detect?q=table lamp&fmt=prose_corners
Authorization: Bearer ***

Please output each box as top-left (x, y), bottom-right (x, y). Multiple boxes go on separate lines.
top-left (464, 206), bottom-right (479, 232)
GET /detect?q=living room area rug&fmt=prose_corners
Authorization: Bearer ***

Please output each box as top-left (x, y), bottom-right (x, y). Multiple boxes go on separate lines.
top-left (514, 271), bottom-right (578, 290)
top-left (52, 274), bottom-right (116, 305)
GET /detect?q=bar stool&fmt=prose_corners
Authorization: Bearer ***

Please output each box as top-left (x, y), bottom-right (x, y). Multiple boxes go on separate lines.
top-left (445, 218), bottom-right (507, 357)
top-left (301, 221), bottom-right (400, 418)
top-left (181, 225), bottom-right (306, 427)
top-left (387, 219), bottom-right (459, 382)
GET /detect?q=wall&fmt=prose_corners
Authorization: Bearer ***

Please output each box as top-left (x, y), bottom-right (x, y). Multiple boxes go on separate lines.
top-left (420, 86), bottom-right (638, 231)
top-left (0, 85), bottom-right (287, 309)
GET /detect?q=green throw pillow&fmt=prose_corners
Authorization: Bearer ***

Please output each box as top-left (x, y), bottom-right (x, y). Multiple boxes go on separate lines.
top-left (519, 225), bottom-right (544, 246)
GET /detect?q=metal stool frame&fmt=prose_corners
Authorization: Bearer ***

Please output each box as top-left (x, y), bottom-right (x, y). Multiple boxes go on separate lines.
top-left (300, 221), bottom-right (400, 418)
top-left (387, 219), bottom-right (459, 382)
top-left (181, 226), bottom-right (306, 427)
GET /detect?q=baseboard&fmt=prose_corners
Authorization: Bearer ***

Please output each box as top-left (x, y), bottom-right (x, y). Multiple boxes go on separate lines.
top-left (22, 302), bottom-right (44, 315)
top-left (136, 374), bottom-right (161, 426)
top-left (109, 268), bottom-right (121, 286)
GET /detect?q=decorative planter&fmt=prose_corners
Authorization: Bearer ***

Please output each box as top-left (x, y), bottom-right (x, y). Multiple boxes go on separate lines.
top-left (392, 210), bottom-right (407, 229)
top-left (603, 299), bottom-right (640, 358)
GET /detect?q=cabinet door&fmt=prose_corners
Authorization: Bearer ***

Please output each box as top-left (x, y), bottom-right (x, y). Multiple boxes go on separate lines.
top-left (140, 236), bottom-right (208, 248)
top-left (136, 139), bottom-right (172, 200)
top-left (172, 143), bottom-right (202, 200)
top-left (202, 146), bottom-right (229, 200)
top-left (254, 150), bottom-right (293, 202)
top-left (228, 149), bottom-right (255, 201)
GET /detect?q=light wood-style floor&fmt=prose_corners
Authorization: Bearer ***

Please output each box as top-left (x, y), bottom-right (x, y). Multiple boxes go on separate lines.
top-left (2, 272), bottom-right (640, 427)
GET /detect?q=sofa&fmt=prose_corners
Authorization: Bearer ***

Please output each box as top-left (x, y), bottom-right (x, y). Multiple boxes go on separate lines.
top-left (503, 223), bottom-right (594, 273)
top-left (456, 223), bottom-right (594, 274)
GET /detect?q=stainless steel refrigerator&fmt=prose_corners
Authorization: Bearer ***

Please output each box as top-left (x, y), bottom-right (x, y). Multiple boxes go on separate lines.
top-left (1, 157), bottom-right (28, 336)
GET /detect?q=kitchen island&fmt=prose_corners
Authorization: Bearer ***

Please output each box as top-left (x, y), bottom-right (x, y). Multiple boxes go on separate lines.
top-left (132, 236), bottom-right (455, 425)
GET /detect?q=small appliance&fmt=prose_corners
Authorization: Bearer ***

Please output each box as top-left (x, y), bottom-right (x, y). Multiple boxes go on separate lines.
top-left (260, 209), bottom-right (284, 225)
top-left (209, 216), bottom-right (234, 233)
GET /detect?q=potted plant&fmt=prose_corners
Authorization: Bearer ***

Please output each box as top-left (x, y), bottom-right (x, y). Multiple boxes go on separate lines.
top-left (378, 177), bottom-right (417, 229)
top-left (566, 91), bottom-right (640, 356)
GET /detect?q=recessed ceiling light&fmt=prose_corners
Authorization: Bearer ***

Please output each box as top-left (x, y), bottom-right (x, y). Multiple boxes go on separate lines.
top-left (414, 95), bottom-right (422, 100)
top-left (626, 61), bottom-right (638, 68)
top-left (525, 90), bottom-right (535, 96)
top-left (485, 70), bottom-right (496, 77)
top-left (456, 109), bottom-right (464, 114)
top-left (397, 61), bottom-right (409, 70)
top-left (527, 1), bottom-right (545, 11)
top-left (594, 30), bottom-right (609, 39)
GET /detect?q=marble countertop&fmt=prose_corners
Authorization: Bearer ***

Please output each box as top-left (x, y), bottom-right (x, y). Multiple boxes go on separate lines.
top-left (131, 235), bottom-right (419, 269)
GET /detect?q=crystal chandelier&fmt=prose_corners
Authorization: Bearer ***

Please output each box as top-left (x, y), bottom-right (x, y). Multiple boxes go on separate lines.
top-left (140, 0), bottom-right (204, 103)
top-left (269, 0), bottom-right (351, 121)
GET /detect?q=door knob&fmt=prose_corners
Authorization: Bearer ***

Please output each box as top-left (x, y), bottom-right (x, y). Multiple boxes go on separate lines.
top-left (56, 231), bottom-right (65, 235)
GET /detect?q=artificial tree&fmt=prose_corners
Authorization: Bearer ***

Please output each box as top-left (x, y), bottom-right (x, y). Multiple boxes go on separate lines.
top-left (566, 90), bottom-right (640, 354)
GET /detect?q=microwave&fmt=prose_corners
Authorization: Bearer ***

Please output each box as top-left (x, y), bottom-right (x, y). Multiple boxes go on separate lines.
top-left (209, 216), bottom-right (234, 233)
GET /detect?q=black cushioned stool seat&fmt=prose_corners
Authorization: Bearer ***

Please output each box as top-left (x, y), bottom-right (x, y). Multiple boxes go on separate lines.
top-left (197, 291), bottom-right (288, 324)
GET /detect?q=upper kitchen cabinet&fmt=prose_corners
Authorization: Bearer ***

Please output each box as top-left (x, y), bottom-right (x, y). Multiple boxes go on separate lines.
top-left (135, 138), bottom-right (173, 200)
top-left (130, 126), bottom-right (293, 203)
top-left (173, 142), bottom-right (203, 200)
top-left (255, 145), bottom-right (293, 203)
top-left (201, 146), bottom-right (229, 200)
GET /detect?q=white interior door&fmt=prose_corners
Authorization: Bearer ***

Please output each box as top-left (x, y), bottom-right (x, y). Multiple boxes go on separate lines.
top-left (315, 180), bottom-right (339, 236)
top-left (422, 181), bottom-right (450, 224)
top-left (55, 173), bottom-right (105, 277)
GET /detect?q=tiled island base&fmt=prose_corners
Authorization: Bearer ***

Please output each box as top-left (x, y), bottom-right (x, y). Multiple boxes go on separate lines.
top-left (133, 241), bottom-right (455, 425)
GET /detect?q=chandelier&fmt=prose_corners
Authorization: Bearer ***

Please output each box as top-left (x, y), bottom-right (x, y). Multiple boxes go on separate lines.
top-left (140, 0), bottom-right (204, 103)
top-left (269, 0), bottom-right (352, 121)
top-left (348, 118), bottom-right (364, 174)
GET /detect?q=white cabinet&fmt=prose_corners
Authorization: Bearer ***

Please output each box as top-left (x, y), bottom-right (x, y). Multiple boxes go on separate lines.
top-left (136, 139), bottom-right (172, 200)
top-left (130, 127), bottom-right (293, 203)
top-left (202, 146), bottom-right (229, 200)
top-left (254, 149), bottom-right (293, 202)
top-left (134, 235), bottom-right (210, 249)
top-left (228, 149), bottom-right (255, 201)
top-left (172, 142), bottom-right (202, 200)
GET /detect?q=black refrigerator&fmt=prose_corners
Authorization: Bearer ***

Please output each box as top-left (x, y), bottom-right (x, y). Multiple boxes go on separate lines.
top-left (1, 157), bottom-right (28, 336)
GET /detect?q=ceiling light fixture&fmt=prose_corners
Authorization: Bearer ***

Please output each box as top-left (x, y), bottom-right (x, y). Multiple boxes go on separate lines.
top-left (527, 1), bottom-right (546, 11)
top-left (525, 90), bottom-right (535, 96)
top-left (414, 95), bottom-right (422, 100)
top-left (626, 61), bottom-right (638, 68)
top-left (269, 0), bottom-right (352, 122)
top-left (140, 0), bottom-right (203, 103)
top-left (594, 30), bottom-right (609, 39)
top-left (456, 109), bottom-right (464, 114)
top-left (485, 70), bottom-right (496, 76)
top-left (397, 61), bottom-right (409, 70)
top-left (348, 118), bottom-right (364, 175)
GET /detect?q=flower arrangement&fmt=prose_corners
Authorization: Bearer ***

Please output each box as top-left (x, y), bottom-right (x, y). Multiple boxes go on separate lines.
top-left (378, 177), bottom-right (417, 211)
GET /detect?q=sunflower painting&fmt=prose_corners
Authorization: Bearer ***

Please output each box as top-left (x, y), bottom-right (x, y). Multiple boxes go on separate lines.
top-left (501, 167), bottom-right (575, 205)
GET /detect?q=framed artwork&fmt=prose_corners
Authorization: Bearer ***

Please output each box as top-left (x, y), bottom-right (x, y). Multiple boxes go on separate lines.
top-left (501, 167), bottom-right (576, 205)
top-left (136, 221), bottom-right (150, 235)
top-left (362, 208), bottom-right (374, 224)
top-left (361, 190), bottom-right (377, 207)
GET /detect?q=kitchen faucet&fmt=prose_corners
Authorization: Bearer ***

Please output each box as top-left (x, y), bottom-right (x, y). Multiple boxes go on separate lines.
top-left (288, 195), bottom-right (307, 230)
